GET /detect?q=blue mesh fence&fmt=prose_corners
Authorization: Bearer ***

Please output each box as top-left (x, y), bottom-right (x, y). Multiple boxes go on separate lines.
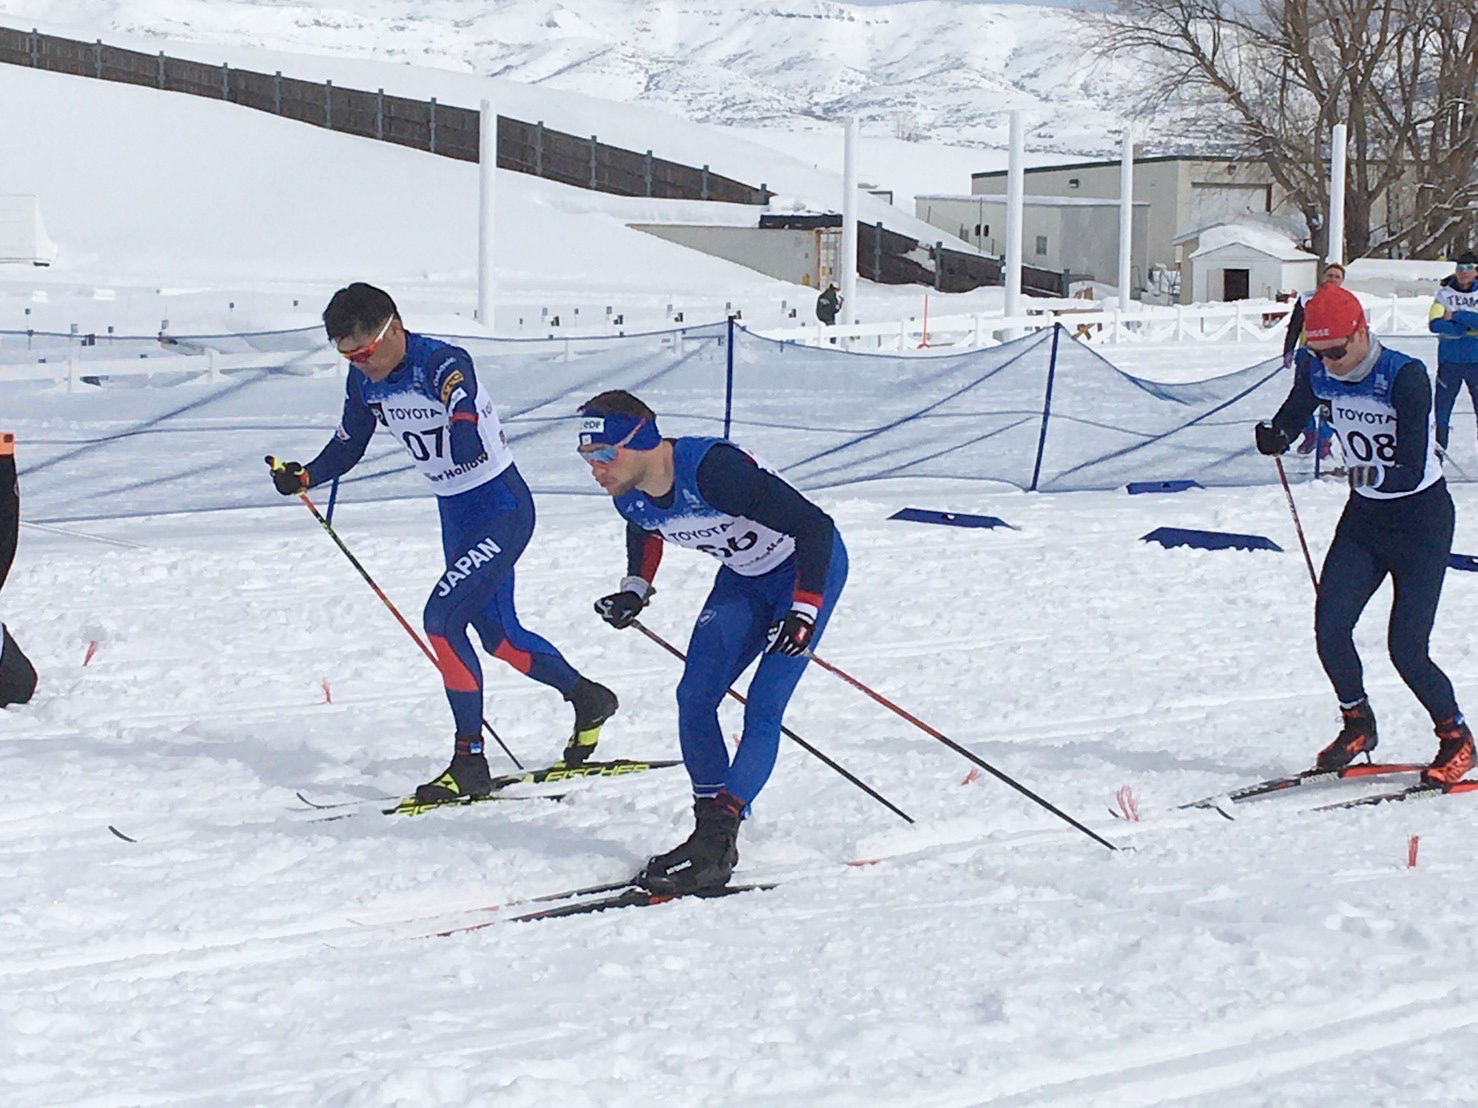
top-left (0, 320), bottom-right (1462, 524)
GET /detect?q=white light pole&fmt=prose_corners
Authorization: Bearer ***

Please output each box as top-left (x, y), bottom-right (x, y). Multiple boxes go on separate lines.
top-left (841, 114), bottom-right (860, 327)
top-left (1005, 110), bottom-right (1024, 332)
top-left (1118, 126), bottom-right (1134, 307)
top-left (1327, 122), bottom-right (1347, 265)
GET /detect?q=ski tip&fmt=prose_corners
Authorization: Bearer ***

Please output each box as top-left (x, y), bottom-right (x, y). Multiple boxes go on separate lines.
top-left (107, 825), bottom-right (138, 843)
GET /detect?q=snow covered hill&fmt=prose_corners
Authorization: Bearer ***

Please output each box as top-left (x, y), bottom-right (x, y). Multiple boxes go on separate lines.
top-left (6, 0), bottom-right (1170, 156)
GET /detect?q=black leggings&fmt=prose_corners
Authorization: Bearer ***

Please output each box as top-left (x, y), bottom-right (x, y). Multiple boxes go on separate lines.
top-left (1314, 481), bottom-right (1458, 722)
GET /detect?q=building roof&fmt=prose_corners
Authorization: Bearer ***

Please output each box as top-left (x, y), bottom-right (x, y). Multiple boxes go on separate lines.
top-left (971, 155), bottom-right (1262, 180)
top-left (917, 193), bottom-right (1148, 208)
top-left (1187, 222), bottom-right (1317, 261)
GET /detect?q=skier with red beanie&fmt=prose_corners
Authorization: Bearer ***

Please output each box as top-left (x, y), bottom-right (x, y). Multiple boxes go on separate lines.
top-left (1255, 285), bottom-right (1473, 785)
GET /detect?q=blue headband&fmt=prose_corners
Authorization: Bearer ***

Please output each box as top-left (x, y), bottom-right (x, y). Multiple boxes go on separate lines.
top-left (578, 411), bottom-right (661, 450)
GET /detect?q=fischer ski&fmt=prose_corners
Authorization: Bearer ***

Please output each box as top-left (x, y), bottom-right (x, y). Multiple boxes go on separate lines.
top-left (294, 758), bottom-right (681, 818)
top-left (1178, 761), bottom-right (1424, 816)
top-left (1314, 778), bottom-right (1478, 811)
top-left (383, 757), bottom-right (680, 816)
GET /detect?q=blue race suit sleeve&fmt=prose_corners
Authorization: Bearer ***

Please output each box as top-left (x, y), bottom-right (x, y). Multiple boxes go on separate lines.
top-left (304, 372), bottom-right (376, 486)
top-left (1373, 360), bottom-right (1434, 495)
top-left (1430, 314), bottom-right (1473, 337)
top-left (695, 443), bottom-right (836, 599)
top-left (1451, 308), bottom-right (1478, 332)
top-left (428, 345), bottom-right (485, 466)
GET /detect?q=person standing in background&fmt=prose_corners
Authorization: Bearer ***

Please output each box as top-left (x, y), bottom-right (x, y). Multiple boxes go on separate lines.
top-left (1281, 262), bottom-right (1346, 457)
top-left (1429, 251), bottom-right (1478, 451)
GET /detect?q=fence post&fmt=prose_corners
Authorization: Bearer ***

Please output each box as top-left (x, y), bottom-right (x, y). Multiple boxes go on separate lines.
top-left (536, 122), bottom-right (544, 176)
top-left (1234, 299), bottom-right (1245, 340)
top-left (645, 150), bottom-right (653, 197)
top-left (94, 39), bottom-right (102, 78)
top-left (429, 97), bottom-right (437, 154)
top-left (1390, 293), bottom-right (1400, 332)
top-left (325, 79), bottom-right (332, 128)
top-left (157, 51), bottom-right (165, 89)
top-left (701, 164), bottom-right (710, 201)
top-left (589, 135), bottom-right (598, 189)
top-left (222, 62), bottom-right (229, 99)
top-left (376, 89), bottom-right (384, 139)
top-left (274, 70), bottom-right (281, 114)
top-left (29, 28), bottom-right (39, 66)
top-left (874, 221), bottom-right (883, 280)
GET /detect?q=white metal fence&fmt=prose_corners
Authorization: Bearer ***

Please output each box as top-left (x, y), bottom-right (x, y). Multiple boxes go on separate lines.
top-left (754, 295), bottom-right (1437, 352)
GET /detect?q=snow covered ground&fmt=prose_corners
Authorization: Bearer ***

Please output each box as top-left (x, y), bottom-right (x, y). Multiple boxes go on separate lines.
top-left (8, 19), bottom-right (1478, 1108)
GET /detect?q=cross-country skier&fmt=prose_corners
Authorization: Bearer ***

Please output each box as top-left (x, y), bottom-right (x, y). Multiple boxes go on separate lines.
top-left (0, 432), bottom-right (37, 707)
top-left (1280, 261), bottom-right (1346, 457)
top-left (577, 390), bottom-right (847, 893)
top-left (268, 283), bottom-right (617, 801)
top-left (1255, 285), bottom-right (1473, 785)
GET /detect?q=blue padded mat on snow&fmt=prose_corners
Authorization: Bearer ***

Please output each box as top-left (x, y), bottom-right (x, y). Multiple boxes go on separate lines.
top-left (1126, 480), bottom-right (1203, 495)
top-left (888, 508), bottom-right (1015, 530)
top-left (1450, 553), bottom-right (1478, 572)
top-left (1142, 527), bottom-right (1282, 552)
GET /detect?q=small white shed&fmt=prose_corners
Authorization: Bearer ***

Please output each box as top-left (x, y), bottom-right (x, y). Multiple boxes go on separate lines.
top-left (0, 195), bottom-right (57, 266)
top-left (1185, 223), bottom-right (1315, 303)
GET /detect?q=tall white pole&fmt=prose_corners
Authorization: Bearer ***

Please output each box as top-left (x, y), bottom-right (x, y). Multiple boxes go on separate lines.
top-left (1005, 111), bottom-right (1024, 327)
top-left (1118, 126), bottom-right (1134, 306)
top-left (478, 99), bottom-right (497, 331)
top-left (841, 114), bottom-right (860, 327)
top-left (1327, 122), bottom-right (1347, 265)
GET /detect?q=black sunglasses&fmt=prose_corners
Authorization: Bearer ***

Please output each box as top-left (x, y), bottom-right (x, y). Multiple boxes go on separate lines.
top-left (1314, 342), bottom-right (1352, 363)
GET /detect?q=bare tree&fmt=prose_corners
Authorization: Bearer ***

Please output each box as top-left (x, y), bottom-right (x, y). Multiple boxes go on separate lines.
top-left (1091, 0), bottom-right (1477, 259)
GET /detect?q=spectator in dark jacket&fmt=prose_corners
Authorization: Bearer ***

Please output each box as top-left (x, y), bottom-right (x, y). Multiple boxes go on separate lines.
top-left (1282, 262), bottom-right (1346, 457)
top-left (816, 284), bottom-right (841, 326)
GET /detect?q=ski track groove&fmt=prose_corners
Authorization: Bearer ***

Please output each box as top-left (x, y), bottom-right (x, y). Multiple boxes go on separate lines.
top-left (954, 980), bottom-right (1478, 1107)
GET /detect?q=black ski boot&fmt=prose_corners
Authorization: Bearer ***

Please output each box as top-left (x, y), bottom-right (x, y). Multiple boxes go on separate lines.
top-left (638, 792), bottom-right (742, 894)
top-left (1315, 699), bottom-right (1378, 771)
top-left (415, 736), bottom-right (493, 804)
top-left (562, 677), bottom-right (619, 766)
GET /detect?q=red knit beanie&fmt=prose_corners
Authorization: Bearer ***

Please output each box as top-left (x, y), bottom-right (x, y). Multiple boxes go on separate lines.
top-left (1303, 286), bottom-right (1365, 341)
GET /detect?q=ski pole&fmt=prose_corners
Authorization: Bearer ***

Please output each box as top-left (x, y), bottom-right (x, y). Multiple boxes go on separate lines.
top-left (1274, 455), bottom-right (1319, 592)
top-left (804, 651), bottom-right (1117, 852)
top-left (266, 456), bottom-right (522, 768)
top-left (630, 620), bottom-right (913, 824)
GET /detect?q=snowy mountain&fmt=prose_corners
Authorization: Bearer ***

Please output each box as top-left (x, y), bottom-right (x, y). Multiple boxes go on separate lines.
top-left (6, 0), bottom-right (1169, 156)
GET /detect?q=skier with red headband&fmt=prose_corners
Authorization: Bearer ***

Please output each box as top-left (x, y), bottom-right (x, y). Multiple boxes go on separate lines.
top-left (1255, 285), bottom-right (1473, 785)
top-left (576, 389), bottom-right (847, 893)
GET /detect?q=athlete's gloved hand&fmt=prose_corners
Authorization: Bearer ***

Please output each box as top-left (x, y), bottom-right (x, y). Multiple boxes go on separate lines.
top-left (766, 608), bottom-right (816, 656)
top-left (595, 578), bottom-right (651, 629)
top-left (1348, 464), bottom-right (1381, 489)
top-left (267, 456), bottom-right (309, 495)
top-left (1254, 422), bottom-right (1290, 456)
top-left (1282, 351), bottom-right (1295, 369)
top-left (449, 417), bottom-right (486, 467)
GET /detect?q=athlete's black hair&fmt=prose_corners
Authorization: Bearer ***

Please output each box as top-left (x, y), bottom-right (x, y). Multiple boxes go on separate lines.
top-left (578, 390), bottom-right (655, 421)
top-left (322, 283), bottom-right (400, 341)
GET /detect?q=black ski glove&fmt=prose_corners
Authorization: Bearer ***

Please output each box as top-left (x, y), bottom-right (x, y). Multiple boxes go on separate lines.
top-left (766, 608), bottom-right (816, 656)
top-left (1254, 422), bottom-right (1290, 456)
top-left (1348, 464), bottom-right (1381, 489)
top-left (595, 578), bottom-right (651, 629)
top-left (267, 457), bottom-right (310, 496)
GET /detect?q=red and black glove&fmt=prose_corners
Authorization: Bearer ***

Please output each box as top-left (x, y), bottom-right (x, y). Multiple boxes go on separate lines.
top-left (266, 456), bottom-right (310, 496)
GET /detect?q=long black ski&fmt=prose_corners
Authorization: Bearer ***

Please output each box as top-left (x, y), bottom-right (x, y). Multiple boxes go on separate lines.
top-left (1178, 761), bottom-right (1423, 817)
top-left (1314, 778), bottom-right (1478, 811)
top-left (433, 882), bottom-right (776, 934)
